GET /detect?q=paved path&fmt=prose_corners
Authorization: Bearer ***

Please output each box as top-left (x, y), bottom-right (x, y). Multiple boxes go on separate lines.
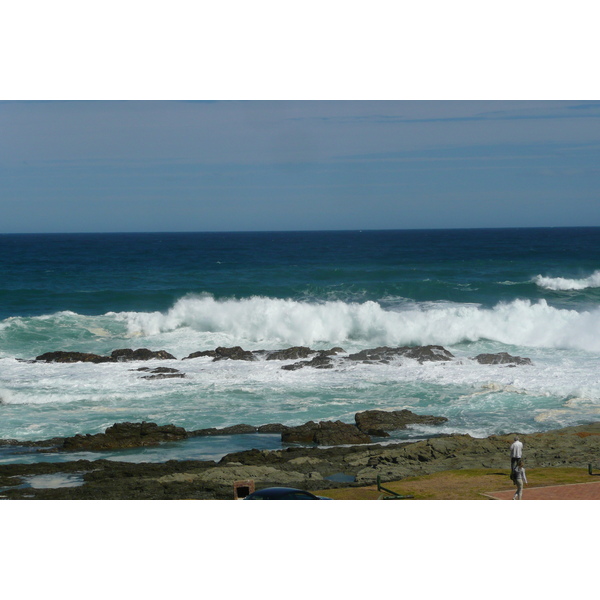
top-left (484, 480), bottom-right (600, 500)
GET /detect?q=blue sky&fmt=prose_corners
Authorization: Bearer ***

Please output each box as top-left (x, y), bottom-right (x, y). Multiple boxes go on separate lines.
top-left (2, 100), bottom-right (600, 233)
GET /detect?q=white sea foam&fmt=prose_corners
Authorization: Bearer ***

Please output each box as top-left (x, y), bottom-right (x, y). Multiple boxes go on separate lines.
top-left (106, 295), bottom-right (600, 353)
top-left (533, 270), bottom-right (600, 291)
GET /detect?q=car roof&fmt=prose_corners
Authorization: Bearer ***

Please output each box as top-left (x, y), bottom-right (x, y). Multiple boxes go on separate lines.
top-left (246, 487), bottom-right (316, 498)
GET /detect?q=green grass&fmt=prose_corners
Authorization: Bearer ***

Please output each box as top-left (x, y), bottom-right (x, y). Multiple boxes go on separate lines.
top-left (314, 467), bottom-right (596, 500)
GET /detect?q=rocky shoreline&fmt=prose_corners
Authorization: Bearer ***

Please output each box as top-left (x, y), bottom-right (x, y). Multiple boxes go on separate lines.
top-left (25, 344), bottom-right (534, 375)
top-left (3, 344), bottom-right (594, 500)
top-left (2, 420), bottom-right (599, 500)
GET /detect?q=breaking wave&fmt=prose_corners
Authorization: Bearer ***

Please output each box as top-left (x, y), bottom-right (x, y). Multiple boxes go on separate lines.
top-left (533, 270), bottom-right (600, 291)
top-left (107, 295), bottom-right (600, 352)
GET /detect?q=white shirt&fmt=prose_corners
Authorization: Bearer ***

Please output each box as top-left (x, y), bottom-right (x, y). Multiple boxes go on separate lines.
top-left (510, 439), bottom-right (523, 458)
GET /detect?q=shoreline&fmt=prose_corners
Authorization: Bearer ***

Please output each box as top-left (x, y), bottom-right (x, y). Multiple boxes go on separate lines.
top-left (2, 420), bottom-right (599, 500)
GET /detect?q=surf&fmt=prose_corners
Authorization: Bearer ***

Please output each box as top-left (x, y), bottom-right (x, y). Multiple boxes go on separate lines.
top-left (533, 270), bottom-right (600, 291)
top-left (100, 295), bottom-right (600, 353)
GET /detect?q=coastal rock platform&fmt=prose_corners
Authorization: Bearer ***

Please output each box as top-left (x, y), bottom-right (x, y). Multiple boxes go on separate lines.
top-left (1, 422), bottom-right (599, 500)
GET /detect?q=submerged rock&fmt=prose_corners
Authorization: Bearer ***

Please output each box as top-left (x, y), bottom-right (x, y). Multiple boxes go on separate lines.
top-left (472, 352), bottom-right (533, 366)
top-left (136, 366), bottom-right (186, 380)
top-left (141, 373), bottom-right (186, 380)
top-left (355, 409), bottom-right (448, 435)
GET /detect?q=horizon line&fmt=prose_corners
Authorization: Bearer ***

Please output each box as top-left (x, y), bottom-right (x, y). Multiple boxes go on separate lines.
top-left (2, 225), bottom-right (600, 236)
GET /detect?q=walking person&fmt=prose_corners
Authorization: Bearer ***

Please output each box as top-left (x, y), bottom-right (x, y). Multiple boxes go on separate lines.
top-left (510, 435), bottom-right (523, 471)
top-left (513, 459), bottom-right (527, 500)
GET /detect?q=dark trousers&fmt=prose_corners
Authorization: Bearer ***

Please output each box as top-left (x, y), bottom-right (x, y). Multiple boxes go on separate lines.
top-left (511, 457), bottom-right (521, 470)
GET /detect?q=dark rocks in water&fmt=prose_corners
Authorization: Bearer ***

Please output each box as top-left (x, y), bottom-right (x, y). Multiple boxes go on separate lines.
top-left (61, 421), bottom-right (188, 451)
top-left (282, 420), bottom-right (372, 446)
top-left (472, 352), bottom-right (533, 366)
top-left (189, 427), bottom-right (219, 436)
top-left (401, 345), bottom-right (455, 362)
top-left (182, 346), bottom-right (346, 364)
top-left (190, 424), bottom-right (258, 436)
top-left (347, 346), bottom-right (397, 363)
top-left (282, 352), bottom-right (335, 371)
top-left (218, 424), bottom-right (258, 435)
top-left (257, 423), bottom-right (289, 433)
top-left (183, 350), bottom-right (218, 360)
top-left (266, 346), bottom-right (314, 360)
top-left (183, 346), bottom-right (257, 362)
top-left (36, 348), bottom-right (177, 363)
top-left (35, 351), bottom-right (113, 364)
top-left (355, 409), bottom-right (448, 435)
top-left (111, 348), bottom-right (176, 361)
top-left (347, 345), bottom-right (454, 364)
top-left (213, 346), bottom-right (257, 361)
top-left (136, 366), bottom-right (185, 380)
top-left (281, 362), bottom-right (304, 371)
top-left (190, 423), bottom-right (289, 437)
top-left (134, 367), bottom-right (181, 374)
top-left (266, 346), bottom-right (345, 361)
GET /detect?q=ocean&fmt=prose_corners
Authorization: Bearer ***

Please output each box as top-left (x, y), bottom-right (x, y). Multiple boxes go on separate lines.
top-left (2, 228), bottom-right (600, 465)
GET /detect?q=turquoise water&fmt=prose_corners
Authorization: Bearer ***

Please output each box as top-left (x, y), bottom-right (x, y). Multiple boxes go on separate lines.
top-left (2, 228), bottom-right (600, 463)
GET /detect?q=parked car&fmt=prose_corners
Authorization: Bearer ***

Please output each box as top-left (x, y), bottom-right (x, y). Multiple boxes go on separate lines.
top-left (243, 487), bottom-right (332, 500)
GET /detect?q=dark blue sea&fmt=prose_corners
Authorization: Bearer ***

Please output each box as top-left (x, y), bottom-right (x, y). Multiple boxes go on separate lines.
top-left (2, 228), bottom-right (600, 464)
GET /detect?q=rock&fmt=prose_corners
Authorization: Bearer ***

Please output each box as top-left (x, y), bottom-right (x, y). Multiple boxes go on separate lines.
top-left (35, 349), bottom-right (177, 363)
top-left (401, 345), bottom-right (455, 362)
top-left (111, 348), bottom-right (176, 361)
top-left (189, 428), bottom-right (220, 436)
top-left (324, 347), bottom-right (345, 356)
top-left (257, 423), bottom-right (289, 433)
top-left (61, 421), bottom-right (188, 451)
top-left (266, 346), bottom-right (314, 360)
top-left (182, 350), bottom-right (218, 360)
top-left (266, 347), bottom-right (345, 361)
top-left (193, 464), bottom-right (317, 487)
top-left (213, 346), bottom-right (256, 361)
top-left (190, 424), bottom-right (258, 436)
top-left (281, 362), bottom-right (305, 371)
top-left (355, 409), bottom-right (448, 435)
top-left (134, 367), bottom-right (181, 373)
top-left (137, 366), bottom-right (185, 380)
top-left (219, 424), bottom-right (258, 435)
top-left (35, 351), bottom-right (113, 363)
top-left (282, 420), bottom-right (372, 446)
top-left (472, 352), bottom-right (533, 366)
top-left (281, 352), bottom-right (334, 371)
top-left (3, 422), bottom-right (600, 499)
top-left (347, 345), bottom-right (454, 364)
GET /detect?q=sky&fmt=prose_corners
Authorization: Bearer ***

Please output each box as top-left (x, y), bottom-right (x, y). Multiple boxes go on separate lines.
top-left (2, 100), bottom-right (600, 233)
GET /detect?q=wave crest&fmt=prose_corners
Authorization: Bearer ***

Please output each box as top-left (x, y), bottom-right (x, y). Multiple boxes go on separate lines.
top-left (108, 295), bottom-right (600, 352)
top-left (533, 270), bottom-right (600, 291)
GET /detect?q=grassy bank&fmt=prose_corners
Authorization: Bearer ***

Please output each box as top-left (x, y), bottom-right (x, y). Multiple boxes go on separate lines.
top-left (314, 467), bottom-right (596, 500)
